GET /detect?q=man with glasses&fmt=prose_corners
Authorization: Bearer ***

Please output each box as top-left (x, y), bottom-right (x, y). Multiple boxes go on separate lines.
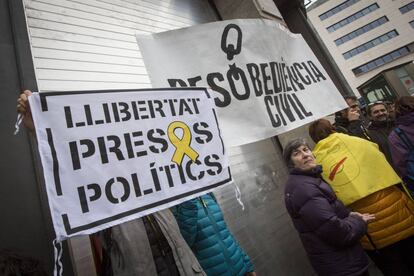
top-left (366, 101), bottom-right (395, 163)
top-left (334, 96), bottom-right (371, 140)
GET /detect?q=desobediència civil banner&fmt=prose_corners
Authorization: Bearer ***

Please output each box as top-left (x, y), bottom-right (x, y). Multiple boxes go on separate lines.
top-left (137, 19), bottom-right (347, 147)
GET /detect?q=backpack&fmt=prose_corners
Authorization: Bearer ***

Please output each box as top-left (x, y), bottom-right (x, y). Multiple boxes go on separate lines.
top-left (394, 128), bottom-right (414, 187)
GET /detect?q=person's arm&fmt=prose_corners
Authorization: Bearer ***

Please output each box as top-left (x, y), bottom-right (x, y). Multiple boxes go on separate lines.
top-left (298, 186), bottom-right (369, 248)
top-left (16, 90), bottom-right (35, 132)
top-left (347, 120), bottom-right (371, 140)
top-left (388, 132), bottom-right (409, 178)
top-left (170, 202), bottom-right (198, 247)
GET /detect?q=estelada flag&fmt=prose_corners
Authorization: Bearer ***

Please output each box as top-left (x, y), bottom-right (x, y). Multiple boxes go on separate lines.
top-left (313, 133), bottom-right (401, 206)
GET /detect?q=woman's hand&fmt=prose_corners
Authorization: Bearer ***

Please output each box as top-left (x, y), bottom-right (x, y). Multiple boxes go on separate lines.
top-left (16, 90), bottom-right (35, 132)
top-left (350, 212), bottom-right (375, 223)
top-left (360, 213), bottom-right (375, 223)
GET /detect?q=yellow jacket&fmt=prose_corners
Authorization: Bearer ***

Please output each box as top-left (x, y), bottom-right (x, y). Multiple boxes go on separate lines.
top-left (314, 133), bottom-right (414, 249)
top-left (350, 186), bottom-right (414, 250)
top-left (313, 133), bottom-right (400, 206)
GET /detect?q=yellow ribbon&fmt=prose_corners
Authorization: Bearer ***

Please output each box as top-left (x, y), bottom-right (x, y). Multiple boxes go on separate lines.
top-left (167, 121), bottom-right (199, 166)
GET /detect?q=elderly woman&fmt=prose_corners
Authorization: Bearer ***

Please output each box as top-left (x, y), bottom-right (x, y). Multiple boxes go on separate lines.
top-left (388, 96), bottom-right (414, 187)
top-left (309, 118), bottom-right (414, 276)
top-left (283, 139), bottom-right (372, 276)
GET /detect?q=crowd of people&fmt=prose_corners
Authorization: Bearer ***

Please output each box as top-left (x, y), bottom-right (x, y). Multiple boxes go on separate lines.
top-left (284, 95), bottom-right (414, 276)
top-left (11, 90), bottom-right (414, 276)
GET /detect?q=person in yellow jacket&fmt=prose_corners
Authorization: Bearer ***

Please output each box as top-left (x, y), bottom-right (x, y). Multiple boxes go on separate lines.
top-left (308, 118), bottom-right (414, 276)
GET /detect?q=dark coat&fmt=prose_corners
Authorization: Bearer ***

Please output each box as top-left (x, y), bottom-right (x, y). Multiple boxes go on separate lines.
top-left (334, 117), bottom-right (371, 140)
top-left (284, 166), bottom-right (369, 276)
top-left (368, 120), bottom-right (395, 163)
top-left (388, 112), bottom-right (414, 180)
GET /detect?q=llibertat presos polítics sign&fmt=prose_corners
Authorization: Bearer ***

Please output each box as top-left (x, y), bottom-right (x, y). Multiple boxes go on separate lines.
top-left (29, 88), bottom-right (232, 241)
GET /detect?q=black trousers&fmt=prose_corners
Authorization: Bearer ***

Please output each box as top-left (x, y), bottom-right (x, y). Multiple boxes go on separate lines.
top-left (366, 236), bottom-right (414, 276)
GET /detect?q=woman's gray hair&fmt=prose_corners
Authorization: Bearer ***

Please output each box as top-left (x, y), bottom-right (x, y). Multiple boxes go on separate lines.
top-left (282, 138), bottom-right (310, 168)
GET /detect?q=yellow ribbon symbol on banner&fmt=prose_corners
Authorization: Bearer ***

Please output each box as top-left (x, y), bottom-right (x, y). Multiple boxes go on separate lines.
top-left (168, 121), bottom-right (199, 166)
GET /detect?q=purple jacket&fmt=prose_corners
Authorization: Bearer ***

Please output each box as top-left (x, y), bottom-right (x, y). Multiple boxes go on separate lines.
top-left (388, 112), bottom-right (414, 179)
top-left (284, 166), bottom-right (369, 276)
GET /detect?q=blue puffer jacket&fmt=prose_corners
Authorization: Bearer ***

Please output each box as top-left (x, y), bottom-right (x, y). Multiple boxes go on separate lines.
top-left (172, 194), bottom-right (254, 276)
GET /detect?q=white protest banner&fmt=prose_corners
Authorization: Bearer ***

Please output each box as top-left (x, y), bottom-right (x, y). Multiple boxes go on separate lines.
top-left (137, 19), bottom-right (348, 147)
top-left (29, 88), bottom-right (232, 241)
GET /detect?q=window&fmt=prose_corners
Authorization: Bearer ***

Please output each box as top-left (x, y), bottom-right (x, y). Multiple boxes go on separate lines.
top-left (355, 28), bottom-right (363, 36)
top-left (371, 20), bottom-right (380, 28)
top-left (395, 67), bottom-right (414, 95)
top-left (379, 17), bottom-right (387, 24)
top-left (342, 30), bottom-right (398, 60)
top-left (367, 62), bottom-right (376, 70)
top-left (383, 54), bottom-right (392, 63)
top-left (365, 41), bottom-right (374, 49)
top-left (319, 0), bottom-right (360, 21)
top-left (379, 35), bottom-right (388, 42)
top-left (369, 4), bottom-right (379, 11)
top-left (399, 1), bottom-right (414, 14)
top-left (375, 59), bottom-right (384, 66)
top-left (399, 47), bottom-right (409, 55)
top-left (391, 51), bottom-right (400, 59)
top-left (350, 49), bottom-right (358, 56)
top-left (372, 38), bottom-right (381, 46)
top-left (361, 76), bottom-right (395, 104)
top-left (328, 3), bottom-right (380, 32)
top-left (388, 32), bottom-right (396, 38)
top-left (352, 46), bottom-right (411, 75)
top-left (334, 16), bottom-right (388, 46)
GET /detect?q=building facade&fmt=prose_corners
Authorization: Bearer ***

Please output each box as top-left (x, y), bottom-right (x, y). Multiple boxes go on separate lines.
top-left (307, 0), bottom-right (414, 103)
